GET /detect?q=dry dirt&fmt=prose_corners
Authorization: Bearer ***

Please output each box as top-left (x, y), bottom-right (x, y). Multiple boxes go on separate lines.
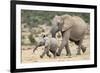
top-left (21, 34), bottom-right (90, 63)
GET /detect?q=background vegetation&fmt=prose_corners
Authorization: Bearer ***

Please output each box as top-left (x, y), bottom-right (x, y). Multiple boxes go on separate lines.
top-left (21, 10), bottom-right (90, 45)
top-left (21, 10), bottom-right (90, 27)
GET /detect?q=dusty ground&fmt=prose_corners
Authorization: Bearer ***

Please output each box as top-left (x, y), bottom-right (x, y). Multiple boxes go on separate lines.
top-left (21, 34), bottom-right (90, 63)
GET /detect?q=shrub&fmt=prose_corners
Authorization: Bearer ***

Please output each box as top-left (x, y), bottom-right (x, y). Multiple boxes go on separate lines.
top-left (22, 35), bottom-right (25, 39)
top-left (28, 34), bottom-right (36, 44)
top-left (35, 34), bottom-right (39, 37)
top-left (21, 10), bottom-right (90, 27)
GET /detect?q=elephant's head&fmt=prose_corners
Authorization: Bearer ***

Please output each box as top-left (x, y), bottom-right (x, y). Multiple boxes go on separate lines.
top-left (51, 14), bottom-right (73, 37)
top-left (50, 15), bottom-right (63, 37)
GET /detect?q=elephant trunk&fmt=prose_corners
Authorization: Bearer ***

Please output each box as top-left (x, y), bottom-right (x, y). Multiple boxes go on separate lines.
top-left (33, 45), bottom-right (38, 53)
top-left (51, 31), bottom-right (56, 38)
top-left (33, 41), bottom-right (45, 53)
top-left (50, 26), bottom-right (59, 38)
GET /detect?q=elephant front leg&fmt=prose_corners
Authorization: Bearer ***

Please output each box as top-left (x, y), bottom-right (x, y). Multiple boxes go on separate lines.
top-left (57, 31), bottom-right (70, 56)
top-left (56, 40), bottom-right (66, 56)
top-left (65, 43), bottom-right (71, 57)
top-left (40, 47), bottom-right (49, 58)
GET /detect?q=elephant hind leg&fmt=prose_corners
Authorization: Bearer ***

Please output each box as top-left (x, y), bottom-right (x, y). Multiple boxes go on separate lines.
top-left (75, 40), bottom-right (86, 55)
top-left (75, 40), bottom-right (81, 55)
top-left (46, 51), bottom-right (51, 58)
top-left (49, 49), bottom-right (56, 58)
top-left (81, 45), bottom-right (86, 53)
top-left (40, 47), bottom-right (49, 58)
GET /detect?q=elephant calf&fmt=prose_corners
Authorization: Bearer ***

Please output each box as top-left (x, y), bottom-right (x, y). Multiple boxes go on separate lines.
top-left (33, 35), bottom-right (58, 58)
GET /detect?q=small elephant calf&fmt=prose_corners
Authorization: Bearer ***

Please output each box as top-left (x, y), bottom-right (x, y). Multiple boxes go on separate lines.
top-left (33, 35), bottom-right (58, 58)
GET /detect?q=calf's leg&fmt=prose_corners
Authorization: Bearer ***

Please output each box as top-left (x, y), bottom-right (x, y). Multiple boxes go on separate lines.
top-left (46, 51), bottom-right (51, 58)
top-left (40, 47), bottom-right (49, 58)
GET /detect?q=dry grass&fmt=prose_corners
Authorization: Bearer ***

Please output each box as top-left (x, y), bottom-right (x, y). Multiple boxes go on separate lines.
top-left (21, 24), bottom-right (90, 63)
top-left (21, 34), bottom-right (90, 63)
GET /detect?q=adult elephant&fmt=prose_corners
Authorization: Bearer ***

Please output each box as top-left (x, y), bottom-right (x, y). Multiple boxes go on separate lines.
top-left (50, 14), bottom-right (87, 57)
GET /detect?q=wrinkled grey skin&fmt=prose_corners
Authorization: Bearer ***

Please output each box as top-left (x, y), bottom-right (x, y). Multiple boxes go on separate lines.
top-left (51, 14), bottom-right (87, 57)
top-left (33, 35), bottom-right (58, 58)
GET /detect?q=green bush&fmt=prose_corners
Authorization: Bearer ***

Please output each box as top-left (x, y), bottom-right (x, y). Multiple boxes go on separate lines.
top-left (28, 34), bottom-right (36, 44)
top-left (21, 10), bottom-right (90, 28)
top-left (41, 29), bottom-right (45, 32)
top-left (35, 34), bottom-right (39, 37)
top-left (22, 35), bottom-right (25, 39)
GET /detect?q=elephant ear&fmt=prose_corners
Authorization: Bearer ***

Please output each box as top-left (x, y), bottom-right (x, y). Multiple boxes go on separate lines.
top-left (61, 15), bottom-right (73, 32)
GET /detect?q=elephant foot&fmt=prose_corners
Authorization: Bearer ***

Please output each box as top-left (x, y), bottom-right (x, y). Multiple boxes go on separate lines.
top-left (82, 47), bottom-right (86, 53)
top-left (66, 54), bottom-right (68, 56)
top-left (66, 53), bottom-right (71, 56)
top-left (47, 54), bottom-right (51, 58)
top-left (53, 55), bottom-right (56, 58)
top-left (68, 56), bottom-right (72, 58)
top-left (40, 55), bottom-right (43, 58)
top-left (56, 53), bottom-right (60, 56)
top-left (76, 52), bottom-right (81, 55)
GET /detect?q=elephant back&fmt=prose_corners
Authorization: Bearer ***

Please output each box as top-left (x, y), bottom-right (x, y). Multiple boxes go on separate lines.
top-left (70, 16), bottom-right (88, 40)
top-left (61, 14), bottom-right (72, 20)
top-left (72, 16), bottom-right (87, 28)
